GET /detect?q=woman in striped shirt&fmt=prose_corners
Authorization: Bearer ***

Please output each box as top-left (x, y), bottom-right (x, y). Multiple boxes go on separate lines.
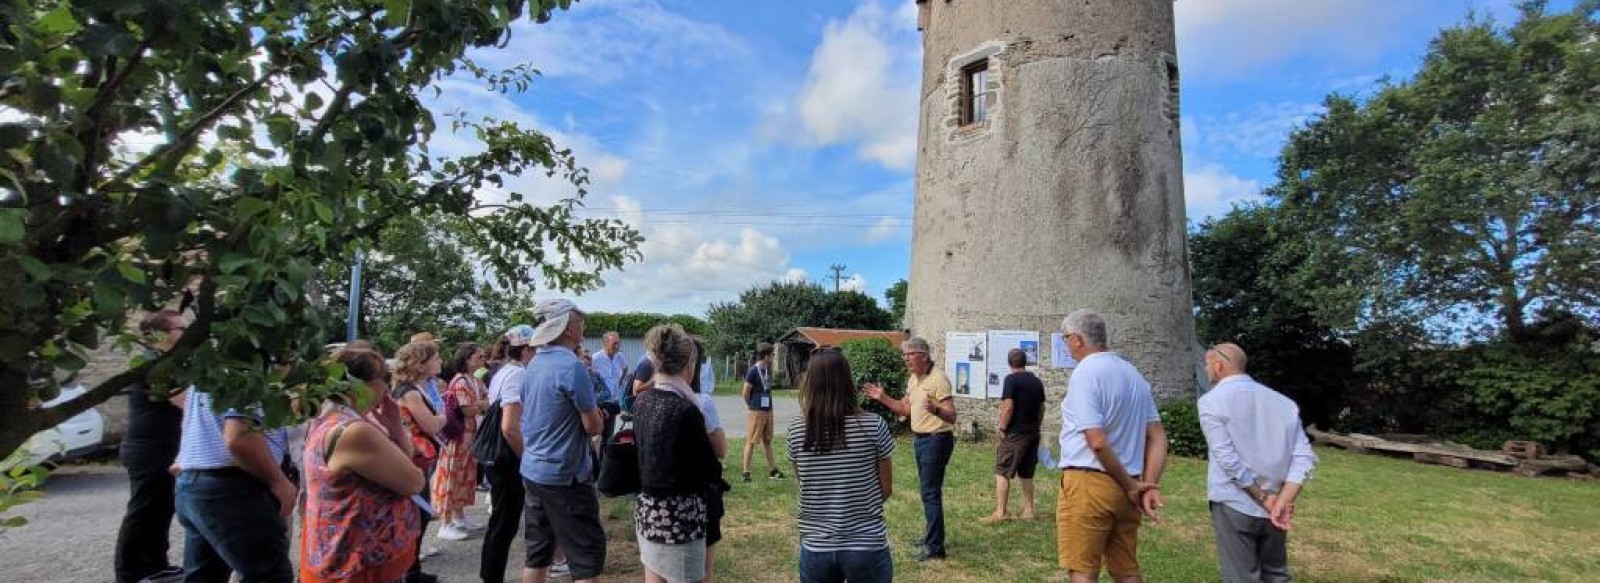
top-left (786, 348), bottom-right (895, 583)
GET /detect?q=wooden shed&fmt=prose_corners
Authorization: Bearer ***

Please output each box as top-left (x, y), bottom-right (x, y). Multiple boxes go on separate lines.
top-left (774, 327), bottom-right (908, 388)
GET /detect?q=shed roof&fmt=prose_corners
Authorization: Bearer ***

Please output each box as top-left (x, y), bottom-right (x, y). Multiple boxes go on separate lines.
top-left (778, 327), bottom-right (907, 348)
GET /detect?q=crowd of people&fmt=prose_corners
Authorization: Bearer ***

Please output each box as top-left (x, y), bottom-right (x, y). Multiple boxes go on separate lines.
top-left (111, 302), bottom-right (1316, 583)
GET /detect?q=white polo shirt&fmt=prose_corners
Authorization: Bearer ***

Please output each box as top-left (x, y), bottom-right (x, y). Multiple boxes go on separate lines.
top-left (1057, 352), bottom-right (1162, 476)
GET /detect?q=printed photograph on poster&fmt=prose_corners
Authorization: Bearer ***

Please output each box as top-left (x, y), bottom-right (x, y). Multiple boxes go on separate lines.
top-left (945, 331), bottom-right (988, 399)
top-left (986, 330), bottom-right (1041, 398)
top-left (955, 362), bottom-right (972, 396)
top-left (1051, 332), bottom-right (1079, 369)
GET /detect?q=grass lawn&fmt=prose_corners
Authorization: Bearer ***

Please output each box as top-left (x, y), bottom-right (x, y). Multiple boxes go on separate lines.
top-left (594, 439), bottom-right (1600, 582)
top-left (710, 379), bottom-right (797, 398)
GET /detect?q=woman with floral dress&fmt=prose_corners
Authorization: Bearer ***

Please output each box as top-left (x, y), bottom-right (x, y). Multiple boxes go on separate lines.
top-left (432, 343), bottom-right (487, 540)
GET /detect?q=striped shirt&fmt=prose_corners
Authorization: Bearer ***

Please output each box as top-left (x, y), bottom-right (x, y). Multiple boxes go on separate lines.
top-left (786, 414), bottom-right (894, 552)
top-left (175, 389), bottom-right (289, 470)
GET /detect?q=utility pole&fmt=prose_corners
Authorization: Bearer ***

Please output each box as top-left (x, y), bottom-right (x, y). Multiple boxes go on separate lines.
top-left (829, 263), bottom-right (848, 292)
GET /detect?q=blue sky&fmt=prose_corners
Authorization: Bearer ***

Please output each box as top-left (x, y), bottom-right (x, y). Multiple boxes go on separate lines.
top-left (430, 0), bottom-right (1547, 316)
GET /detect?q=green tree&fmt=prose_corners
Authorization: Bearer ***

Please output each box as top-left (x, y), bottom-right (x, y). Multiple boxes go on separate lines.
top-left (704, 282), bottom-right (894, 360)
top-left (0, 0), bottom-right (642, 458)
top-left (583, 312), bottom-right (708, 338)
top-left (840, 337), bottom-right (907, 430)
top-left (1189, 205), bottom-right (1355, 427)
top-left (1273, 2), bottom-right (1600, 339)
top-left (885, 279), bottom-right (907, 328)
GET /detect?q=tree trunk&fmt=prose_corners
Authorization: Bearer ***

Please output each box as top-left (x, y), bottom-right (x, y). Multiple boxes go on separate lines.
top-left (0, 365), bottom-right (42, 461)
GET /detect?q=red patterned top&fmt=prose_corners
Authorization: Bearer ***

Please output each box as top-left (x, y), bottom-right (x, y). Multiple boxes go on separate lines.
top-left (299, 406), bottom-right (420, 583)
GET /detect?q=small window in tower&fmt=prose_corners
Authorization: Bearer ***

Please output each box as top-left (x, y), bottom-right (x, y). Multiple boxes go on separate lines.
top-left (961, 60), bottom-right (989, 126)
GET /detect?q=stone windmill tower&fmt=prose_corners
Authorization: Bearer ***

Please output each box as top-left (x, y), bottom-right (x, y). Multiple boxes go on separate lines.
top-left (905, 0), bottom-right (1200, 415)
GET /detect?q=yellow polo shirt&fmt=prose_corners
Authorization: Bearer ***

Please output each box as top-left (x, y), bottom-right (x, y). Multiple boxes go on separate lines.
top-left (908, 370), bottom-right (954, 434)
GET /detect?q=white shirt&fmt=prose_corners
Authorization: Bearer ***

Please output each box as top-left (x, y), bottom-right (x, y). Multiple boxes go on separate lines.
top-left (697, 393), bottom-right (722, 433)
top-left (698, 361), bottom-right (716, 395)
top-left (1199, 374), bottom-right (1317, 518)
top-left (489, 362), bottom-right (526, 405)
top-left (1057, 352), bottom-right (1162, 476)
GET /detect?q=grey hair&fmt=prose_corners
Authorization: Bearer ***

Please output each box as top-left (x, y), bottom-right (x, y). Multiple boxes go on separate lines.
top-left (602, 331), bottom-right (620, 341)
top-left (901, 337), bottom-right (931, 354)
top-left (1061, 309), bottom-right (1108, 348)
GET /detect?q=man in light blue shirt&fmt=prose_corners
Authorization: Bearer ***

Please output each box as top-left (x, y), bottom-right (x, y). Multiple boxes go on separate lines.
top-left (590, 331), bottom-right (628, 401)
top-left (1199, 343), bottom-right (1316, 583)
top-left (1055, 309), bottom-right (1168, 583)
top-left (503, 299), bottom-right (605, 583)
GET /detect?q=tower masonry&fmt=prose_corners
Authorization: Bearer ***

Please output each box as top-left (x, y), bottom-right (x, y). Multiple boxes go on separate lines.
top-left (906, 0), bottom-right (1200, 433)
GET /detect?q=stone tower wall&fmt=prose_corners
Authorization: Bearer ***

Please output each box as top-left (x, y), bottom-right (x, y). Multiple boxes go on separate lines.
top-left (907, 0), bottom-right (1200, 435)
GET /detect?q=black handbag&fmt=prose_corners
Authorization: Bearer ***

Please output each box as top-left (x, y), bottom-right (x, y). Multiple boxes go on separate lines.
top-left (596, 417), bottom-right (640, 497)
top-left (471, 400), bottom-right (513, 466)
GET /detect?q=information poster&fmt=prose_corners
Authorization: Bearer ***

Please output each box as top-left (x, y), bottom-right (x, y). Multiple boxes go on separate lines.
top-left (945, 332), bottom-right (988, 399)
top-left (1050, 332), bottom-right (1079, 369)
top-left (986, 330), bottom-right (1041, 398)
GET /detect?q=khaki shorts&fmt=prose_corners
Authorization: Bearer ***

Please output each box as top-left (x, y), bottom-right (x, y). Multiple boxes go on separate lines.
top-left (1056, 470), bottom-right (1142, 577)
top-left (747, 410), bottom-right (774, 442)
top-left (995, 432), bottom-right (1041, 479)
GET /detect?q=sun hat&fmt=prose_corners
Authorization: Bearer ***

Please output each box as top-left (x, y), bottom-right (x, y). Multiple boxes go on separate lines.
top-left (503, 324), bottom-right (537, 347)
top-left (528, 298), bottom-right (583, 347)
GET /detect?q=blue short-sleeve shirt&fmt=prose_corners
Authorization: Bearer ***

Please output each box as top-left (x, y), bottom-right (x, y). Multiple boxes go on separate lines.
top-left (519, 345), bottom-right (599, 486)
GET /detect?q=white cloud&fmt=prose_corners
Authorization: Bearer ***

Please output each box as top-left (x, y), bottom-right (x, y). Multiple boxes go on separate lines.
top-left (791, 1), bottom-right (921, 170)
top-left (1185, 163), bottom-right (1263, 220)
top-left (1175, 0), bottom-right (1520, 80)
top-left (573, 195), bottom-right (804, 314)
top-left (840, 273), bottom-right (869, 293)
top-left (1184, 102), bottom-right (1325, 160)
top-left (862, 216), bottom-right (904, 244)
top-left (472, 0), bottom-right (751, 86)
top-left (783, 268), bottom-right (810, 283)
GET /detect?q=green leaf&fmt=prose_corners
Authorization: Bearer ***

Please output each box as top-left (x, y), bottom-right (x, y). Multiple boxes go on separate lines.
top-left (312, 200), bottom-right (334, 223)
top-left (18, 256), bottom-right (52, 281)
top-left (115, 262), bottom-right (145, 284)
top-left (219, 253), bottom-right (255, 274)
top-left (236, 197), bottom-right (269, 220)
top-left (384, 0), bottom-right (412, 28)
top-left (37, 5), bottom-right (81, 35)
top-left (0, 209), bottom-right (24, 244)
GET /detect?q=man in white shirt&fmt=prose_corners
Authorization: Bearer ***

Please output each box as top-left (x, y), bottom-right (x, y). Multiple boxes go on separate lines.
top-left (1199, 343), bottom-right (1316, 583)
top-left (1055, 309), bottom-right (1167, 583)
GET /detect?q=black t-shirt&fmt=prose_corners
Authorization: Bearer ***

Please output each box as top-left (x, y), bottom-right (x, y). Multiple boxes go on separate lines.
top-left (631, 358), bottom-right (655, 391)
top-left (124, 382), bottom-right (183, 446)
top-left (744, 364), bottom-right (772, 411)
top-left (1001, 371), bottom-right (1045, 436)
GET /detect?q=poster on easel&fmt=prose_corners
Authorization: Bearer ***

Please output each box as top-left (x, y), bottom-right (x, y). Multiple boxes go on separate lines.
top-left (945, 332), bottom-right (987, 399)
top-left (985, 330), bottom-right (1041, 399)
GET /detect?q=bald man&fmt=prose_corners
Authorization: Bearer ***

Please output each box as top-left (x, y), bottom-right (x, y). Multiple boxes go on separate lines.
top-left (1198, 343), bottom-right (1317, 583)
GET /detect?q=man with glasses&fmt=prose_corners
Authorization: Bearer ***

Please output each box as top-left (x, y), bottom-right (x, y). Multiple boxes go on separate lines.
top-left (1055, 309), bottom-right (1168, 583)
top-left (864, 337), bottom-right (956, 561)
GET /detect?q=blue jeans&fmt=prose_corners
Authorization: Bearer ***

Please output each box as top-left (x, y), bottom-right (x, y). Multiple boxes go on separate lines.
top-left (798, 547), bottom-right (893, 583)
top-left (913, 432), bottom-right (954, 555)
top-left (174, 469), bottom-right (293, 583)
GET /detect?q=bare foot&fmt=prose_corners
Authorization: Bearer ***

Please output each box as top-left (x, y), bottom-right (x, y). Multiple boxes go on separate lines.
top-left (980, 513), bottom-right (1008, 524)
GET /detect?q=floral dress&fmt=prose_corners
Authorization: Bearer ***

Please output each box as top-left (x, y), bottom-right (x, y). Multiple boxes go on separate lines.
top-left (300, 406), bottom-right (420, 583)
top-left (430, 374), bottom-right (481, 516)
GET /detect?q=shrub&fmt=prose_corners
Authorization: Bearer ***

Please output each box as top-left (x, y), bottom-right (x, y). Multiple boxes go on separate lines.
top-left (1161, 400), bottom-right (1207, 459)
top-left (840, 338), bottom-right (908, 431)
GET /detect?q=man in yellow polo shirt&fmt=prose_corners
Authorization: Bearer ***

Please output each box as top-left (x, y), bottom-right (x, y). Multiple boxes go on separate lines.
top-left (865, 337), bottom-right (956, 561)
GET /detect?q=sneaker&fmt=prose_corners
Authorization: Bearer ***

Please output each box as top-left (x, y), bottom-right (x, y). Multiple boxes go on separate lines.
top-left (768, 469), bottom-right (786, 480)
top-left (741, 472), bottom-right (752, 483)
top-left (549, 559), bottom-right (571, 575)
top-left (420, 545), bottom-right (442, 560)
top-left (436, 524), bottom-right (469, 541)
top-left (455, 517), bottom-right (486, 531)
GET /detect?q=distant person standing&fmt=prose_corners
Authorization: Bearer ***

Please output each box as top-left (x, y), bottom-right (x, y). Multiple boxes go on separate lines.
top-left (591, 331), bottom-right (628, 439)
top-left (864, 337), bottom-right (956, 562)
top-left (1055, 309), bottom-right (1168, 583)
top-left (114, 310), bottom-right (187, 583)
top-left (985, 348), bottom-right (1046, 523)
top-left (1199, 343), bottom-right (1317, 583)
top-left (740, 343), bottom-right (784, 483)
